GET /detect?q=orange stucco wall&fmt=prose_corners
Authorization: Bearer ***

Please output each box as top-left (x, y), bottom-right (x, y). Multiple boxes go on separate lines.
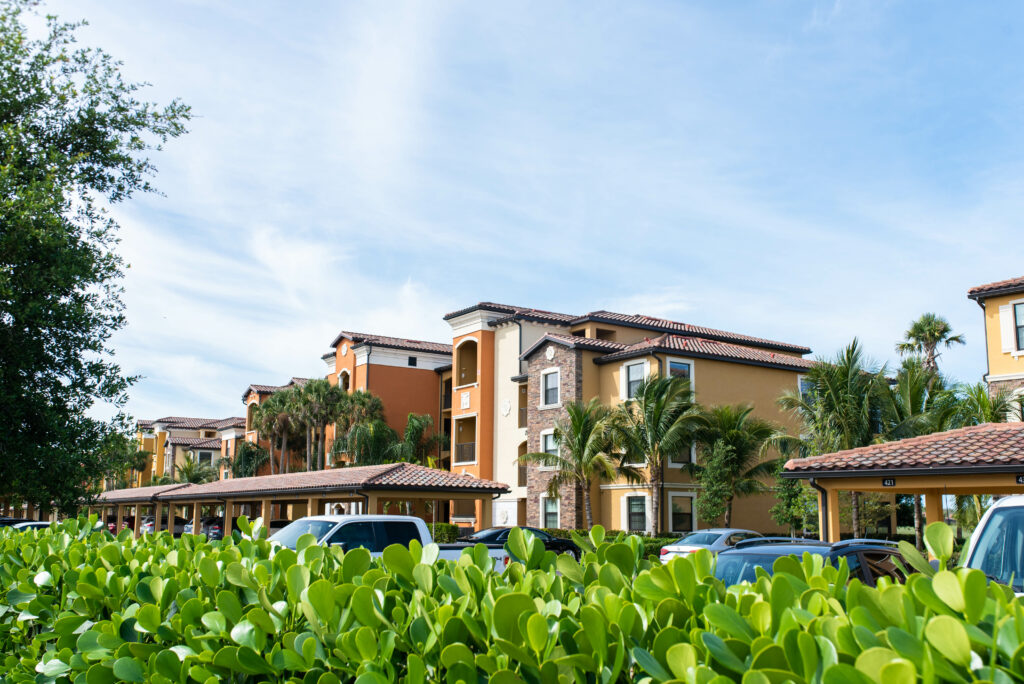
top-left (369, 364), bottom-right (442, 435)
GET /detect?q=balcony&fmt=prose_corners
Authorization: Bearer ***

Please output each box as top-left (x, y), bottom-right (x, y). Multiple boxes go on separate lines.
top-left (454, 442), bottom-right (475, 465)
top-left (518, 464), bottom-right (527, 487)
top-left (518, 406), bottom-right (527, 429)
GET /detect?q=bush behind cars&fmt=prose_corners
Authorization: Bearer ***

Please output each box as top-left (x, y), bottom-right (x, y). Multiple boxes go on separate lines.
top-left (0, 517), bottom-right (1019, 682)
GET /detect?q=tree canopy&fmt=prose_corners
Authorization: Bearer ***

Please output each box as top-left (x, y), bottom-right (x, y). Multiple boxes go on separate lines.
top-left (0, 1), bottom-right (189, 512)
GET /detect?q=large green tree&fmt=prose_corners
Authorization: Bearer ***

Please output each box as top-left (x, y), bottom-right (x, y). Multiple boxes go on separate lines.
top-left (895, 312), bottom-right (965, 374)
top-left (0, 1), bottom-right (189, 513)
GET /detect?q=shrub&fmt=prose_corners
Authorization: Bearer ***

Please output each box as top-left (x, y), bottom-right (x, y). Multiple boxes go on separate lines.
top-left (0, 516), bottom-right (1018, 682)
top-left (427, 522), bottom-right (460, 543)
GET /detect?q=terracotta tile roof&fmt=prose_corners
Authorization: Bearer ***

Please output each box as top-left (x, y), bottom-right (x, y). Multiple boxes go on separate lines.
top-left (783, 423), bottom-right (1024, 475)
top-left (594, 334), bottom-right (816, 371)
top-left (968, 275), bottom-right (1024, 300)
top-left (444, 301), bottom-right (577, 325)
top-left (242, 378), bottom-right (312, 402)
top-left (137, 419), bottom-right (154, 430)
top-left (157, 463), bottom-right (509, 500)
top-left (575, 311), bottom-right (811, 354)
top-left (520, 333), bottom-right (627, 360)
top-left (166, 436), bottom-right (222, 449)
top-left (148, 416), bottom-right (246, 430)
top-left (96, 483), bottom-right (190, 503)
top-left (329, 331), bottom-right (453, 354)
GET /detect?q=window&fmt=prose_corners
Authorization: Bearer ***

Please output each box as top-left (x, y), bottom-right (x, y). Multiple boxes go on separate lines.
top-left (408, 356), bottom-right (417, 367)
top-left (669, 443), bottom-right (696, 466)
top-left (541, 431), bottom-right (558, 467)
top-left (376, 521), bottom-right (420, 549)
top-left (198, 451), bottom-right (213, 466)
top-left (670, 495), bottom-right (693, 533)
top-left (541, 369), bottom-right (560, 407)
top-left (627, 496), bottom-right (646, 532)
top-left (625, 362), bottom-right (645, 398)
top-left (798, 375), bottom-right (815, 402)
top-left (1016, 303), bottom-right (1024, 350)
top-left (668, 360), bottom-right (691, 381)
top-left (326, 521), bottom-right (376, 551)
top-left (542, 497), bottom-right (559, 529)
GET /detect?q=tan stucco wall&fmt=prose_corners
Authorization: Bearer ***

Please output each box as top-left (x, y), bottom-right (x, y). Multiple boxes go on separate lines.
top-left (980, 293), bottom-right (1024, 378)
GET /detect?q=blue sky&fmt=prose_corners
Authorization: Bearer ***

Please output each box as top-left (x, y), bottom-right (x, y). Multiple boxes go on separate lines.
top-left (43, 1), bottom-right (1024, 421)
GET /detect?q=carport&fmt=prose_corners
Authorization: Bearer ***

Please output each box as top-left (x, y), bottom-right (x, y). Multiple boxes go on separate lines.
top-left (93, 463), bottom-right (509, 536)
top-left (90, 483), bottom-right (191, 535)
top-left (782, 422), bottom-right (1024, 543)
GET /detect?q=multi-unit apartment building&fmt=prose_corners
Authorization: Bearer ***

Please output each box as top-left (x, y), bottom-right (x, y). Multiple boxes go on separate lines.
top-left (443, 303), bottom-right (814, 535)
top-left (134, 416), bottom-right (245, 486)
top-left (968, 275), bottom-right (1024, 399)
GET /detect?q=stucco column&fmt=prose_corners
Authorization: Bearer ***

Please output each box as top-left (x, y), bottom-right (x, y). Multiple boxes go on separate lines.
top-left (261, 499), bottom-right (273, 525)
top-left (223, 500), bottom-right (234, 537)
top-left (133, 505), bottom-right (142, 536)
top-left (925, 490), bottom-right (944, 526)
top-left (479, 497), bottom-right (493, 530)
top-left (152, 502), bottom-right (163, 533)
top-left (818, 487), bottom-right (841, 543)
top-left (308, 496), bottom-right (321, 517)
top-left (115, 505), bottom-right (124, 533)
top-left (192, 502), bottom-right (201, 536)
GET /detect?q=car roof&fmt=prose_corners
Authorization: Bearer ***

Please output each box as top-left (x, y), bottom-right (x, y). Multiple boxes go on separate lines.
top-left (990, 495), bottom-right (1024, 510)
top-left (721, 543), bottom-right (831, 555)
top-left (298, 515), bottom-right (422, 523)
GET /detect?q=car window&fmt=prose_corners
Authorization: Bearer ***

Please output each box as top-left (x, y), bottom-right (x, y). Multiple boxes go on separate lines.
top-left (376, 521), bottom-right (420, 549)
top-left (269, 519), bottom-right (337, 549)
top-left (467, 528), bottom-right (500, 542)
top-left (524, 527), bottom-right (552, 541)
top-left (496, 530), bottom-right (510, 542)
top-left (860, 550), bottom-right (906, 585)
top-left (676, 532), bottom-right (721, 546)
top-left (966, 507), bottom-right (1024, 592)
top-left (725, 534), bottom-right (745, 546)
top-left (327, 522), bottom-right (377, 551)
top-left (715, 553), bottom-right (783, 584)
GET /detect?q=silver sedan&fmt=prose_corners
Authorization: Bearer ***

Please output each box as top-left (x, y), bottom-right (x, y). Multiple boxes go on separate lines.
top-left (660, 528), bottom-right (763, 562)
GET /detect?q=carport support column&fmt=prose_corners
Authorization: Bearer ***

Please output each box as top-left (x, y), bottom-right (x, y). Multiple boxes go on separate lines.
top-left (479, 497), bottom-right (493, 530)
top-left (115, 505), bottom-right (124, 533)
top-left (223, 500), bottom-right (234, 537)
top-left (817, 486), bottom-right (841, 543)
top-left (133, 505), bottom-right (142, 536)
top-left (261, 498), bottom-right (272, 524)
top-left (363, 494), bottom-right (378, 515)
top-left (152, 501), bottom-right (163, 533)
top-left (192, 502), bottom-right (201, 536)
top-left (925, 490), bottom-right (944, 528)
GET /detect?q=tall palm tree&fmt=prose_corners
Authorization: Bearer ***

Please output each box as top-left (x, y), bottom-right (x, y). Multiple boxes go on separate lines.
top-left (386, 413), bottom-right (449, 467)
top-left (303, 379), bottom-right (346, 470)
top-left (174, 452), bottom-right (218, 484)
top-left (879, 357), bottom-right (944, 548)
top-left (345, 419), bottom-right (401, 465)
top-left (255, 390), bottom-right (296, 475)
top-left (688, 404), bottom-right (783, 527)
top-left (895, 313), bottom-right (965, 373)
top-left (222, 441), bottom-right (269, 478)
top-left (612, 375), bottom-right (700, 535)
top-left (936, 381), bottom-right (1017, 427)
top-left (519, 399), bottom-right (640, 529)
top-left (778, 339), bottom-right (887, 538)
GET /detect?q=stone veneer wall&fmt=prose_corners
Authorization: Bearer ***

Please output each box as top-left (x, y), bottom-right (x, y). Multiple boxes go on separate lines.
top-left (525, 343), bottom-right (585, 529)
top-left (989, 376), bottom-right (1024, 399)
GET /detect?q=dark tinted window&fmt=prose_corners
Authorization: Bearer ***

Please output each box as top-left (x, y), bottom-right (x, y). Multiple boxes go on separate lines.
top-left (467, 528), bottom-right (502, 542)
top-left (327, 522), bottom-right (376, 550)
top-left (715, 553), bottom-right (784, 584)
top-left (376, 521), bottom-right (420, 550)
top-left (675, 532), bottom-right (721, 546)
top-left (523, 527), bottom-right (552, 541)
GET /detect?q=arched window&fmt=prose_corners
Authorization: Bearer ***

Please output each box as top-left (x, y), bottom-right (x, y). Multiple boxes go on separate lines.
top-left (338, 369), bottom-right (351, 392)
top-left (455, 339), bottom-right (478, 386)
top-left (246, 403), bottom-right (257, 432)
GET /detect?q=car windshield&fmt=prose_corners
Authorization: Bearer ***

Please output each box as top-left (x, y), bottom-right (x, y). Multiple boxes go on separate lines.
top-left (269, 520), bottom-right (337, 549)
top-left (967, 507), bottom-right (1024, 591)
top-left (674, 532), bottom-right (722, 546)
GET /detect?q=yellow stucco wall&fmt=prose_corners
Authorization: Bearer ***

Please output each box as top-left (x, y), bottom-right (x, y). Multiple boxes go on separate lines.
top-left (980, 292), bottom-right (1024, 378)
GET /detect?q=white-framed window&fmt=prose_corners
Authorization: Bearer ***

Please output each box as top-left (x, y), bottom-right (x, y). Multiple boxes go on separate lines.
top-left (668, 492), bottom-right (696, 533)
top-left (619, 492), bottom-right (652, 533)
top-left (540, 429), bottom-right (558, 468)
top-left (540, 495), bottom-right (560, 529)
top-left (669, 443), bottom-right (697, 466)
top-left (620, 360), bottom-right (650, 399)
top-left (798, 374), bottom-right (814, 402)
top-left (540, 368), bottom-right (560, 408)
top-left (666, 357), bottom-right (694, 392)
top-left (198, 451), bottom-right (213, 466)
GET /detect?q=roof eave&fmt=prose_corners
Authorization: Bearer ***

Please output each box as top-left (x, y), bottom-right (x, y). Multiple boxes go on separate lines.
top-left (968, 285), bottom-right (1024, 301)
top-left (782, 464), bottom-right (1024, 478)
top-left (593, 347), bottom-right (814, 373)
top-left (573, 314), bottom-right (810, 354)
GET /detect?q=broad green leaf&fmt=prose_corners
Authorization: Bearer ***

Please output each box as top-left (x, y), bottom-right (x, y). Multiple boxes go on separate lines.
top-left (924, 522), bottom-right (953, 564)
top-left (111, 657), bottom-right (144, 683)
top-left (924, 615), bottom-right (972, 667)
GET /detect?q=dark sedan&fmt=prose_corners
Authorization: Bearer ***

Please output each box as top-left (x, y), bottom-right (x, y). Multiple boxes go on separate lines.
top-left (715, 538), bottom-right (907, 587)
top-left (467, 526), bottom-right (580, 559)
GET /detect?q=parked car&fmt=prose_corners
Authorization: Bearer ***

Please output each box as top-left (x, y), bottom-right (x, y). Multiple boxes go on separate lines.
top-left (139, 515), bottom-right (188, 535)
top-left (0, 518), bottom-right (32, 528)
top-left (185, 516), bottom-right (291, 539)
top-left (11, 521), bottom-right (52, 531)
top-left (659, 528), bottom-right (763, 561)
top-left (964, 494), bottom-right (1024, 594)
top-left (714, 538), bottom-right (907, 587)
top-left (269, 515), bottom-right (511, 566)
top-left (467, 526), bottom-right (580, 558)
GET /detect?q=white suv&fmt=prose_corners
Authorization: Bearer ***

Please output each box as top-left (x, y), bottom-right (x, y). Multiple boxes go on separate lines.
top-left (964, 495), bottom-right (1024, 594)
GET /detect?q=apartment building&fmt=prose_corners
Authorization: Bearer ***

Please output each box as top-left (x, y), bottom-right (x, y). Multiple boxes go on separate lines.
top-left (443, 303), bottom-right (814, 534)
top-left (968, 275), bottom-right (1024, 400)
top-left (134, 416), bottom-right (245, 486)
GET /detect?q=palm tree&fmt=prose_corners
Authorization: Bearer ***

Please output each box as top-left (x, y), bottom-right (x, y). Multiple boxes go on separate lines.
top-left (688, 404), bottom-right (783, 527)
top-left (255, 390), bottom-right (296, 474)
top-left (345, 419), bottom-right (401, 465)
top-left (386, 413), bottom-right (449, 467)
top-left (879, 357), bottom-right (944, 548)
top-left (936, 381), bottom-right (1016, 427)
top-left (174, 452), bottom-right (218, 484)
top-left (302, 379), bottom-right (346, 470)
top-left (778, 339), bottom-right (887, 538)
top-left (895, 313), bottom-right (965, 373)
top-left (223, 441), bottom-right (270, 478)
top-left (519, 399), bottom-right (640, 529)
top-left (612, 375), bottom-right (700, 535)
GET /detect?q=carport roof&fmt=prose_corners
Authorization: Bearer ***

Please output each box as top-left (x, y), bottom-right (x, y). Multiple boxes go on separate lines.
top-left (96, 463), bottom-right (510, 503)
top-left (95, 484), bottom-right (192, 504)
top-left (782, 422), bottom-right (1024, 477)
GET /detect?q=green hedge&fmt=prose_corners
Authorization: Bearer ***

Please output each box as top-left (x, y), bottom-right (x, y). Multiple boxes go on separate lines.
top-left (0, 516), bottom-right (1018, 682)
top-left (427, 522), bottom-right (460, 543)
top-left (541, 528), bottom-right (676, 557)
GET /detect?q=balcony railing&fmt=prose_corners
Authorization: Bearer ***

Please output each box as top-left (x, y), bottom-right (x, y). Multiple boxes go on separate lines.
top-left (454, 442), bottom-right (475, 464)
top-left (518, 464), bottom-right (527, 487)
top-left (518, 406), bottom-right (527, 428)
